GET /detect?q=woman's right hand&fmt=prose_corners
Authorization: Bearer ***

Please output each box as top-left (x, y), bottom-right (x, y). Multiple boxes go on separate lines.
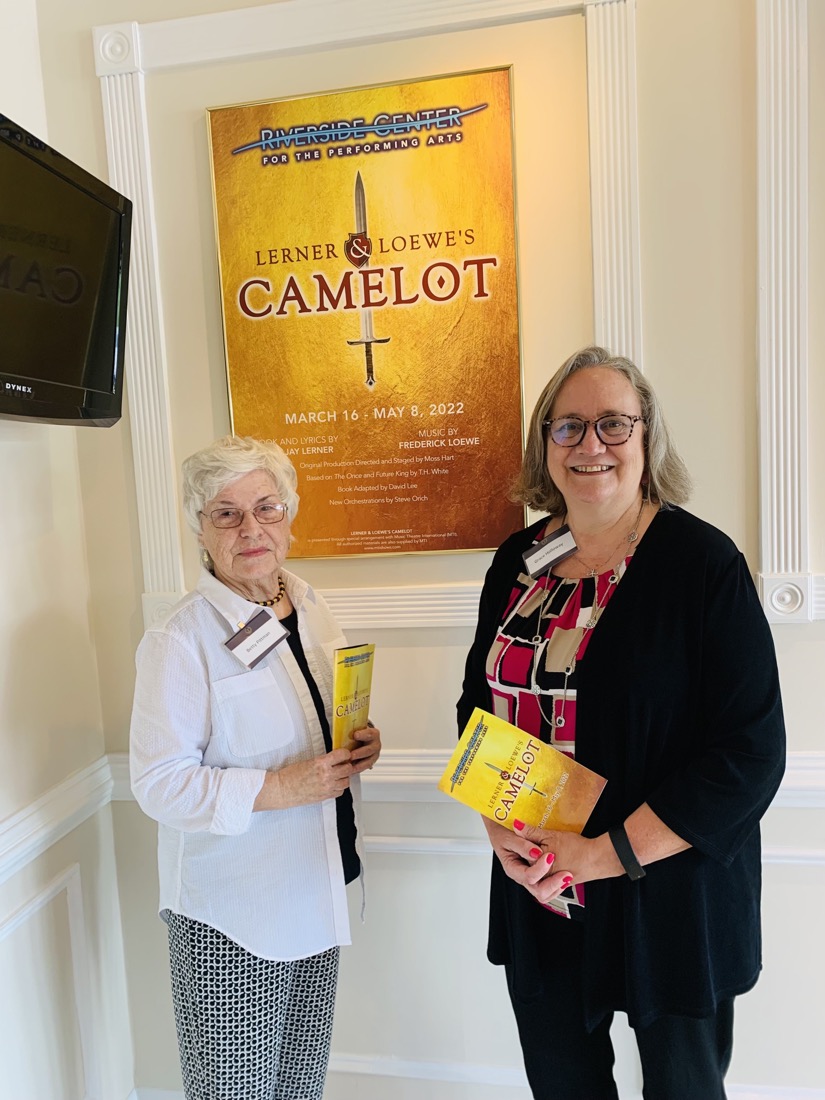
top-left (254, 749), bottom-right (354, 811)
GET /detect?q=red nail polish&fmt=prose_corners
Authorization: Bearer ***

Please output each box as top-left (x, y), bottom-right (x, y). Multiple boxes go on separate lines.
top-left (562, 875), bottom-right (573, 887)
top-left (546, 852), bottom-right (556, 866)
top-left (513, 820), bottom-right (525, 831)
top-left (529, 847), bottom-right (542, 859)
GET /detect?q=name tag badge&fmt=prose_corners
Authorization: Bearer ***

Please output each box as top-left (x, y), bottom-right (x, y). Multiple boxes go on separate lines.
top-left (522, 524), bottom-right (578, 578)
top-left (225, 609), bottom-right (289, 669)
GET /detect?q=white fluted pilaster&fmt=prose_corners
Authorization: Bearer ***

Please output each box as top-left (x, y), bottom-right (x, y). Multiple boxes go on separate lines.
top-left (584, 0), bottom-right (642, 364)
top-left (94, 24), bottom-right (185, 627)
top-left (757, 0), bottom-right (811, 622)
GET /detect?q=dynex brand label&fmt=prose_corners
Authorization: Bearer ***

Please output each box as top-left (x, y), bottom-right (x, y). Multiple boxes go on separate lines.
top-left (3, 380), bottom-right (35, 396)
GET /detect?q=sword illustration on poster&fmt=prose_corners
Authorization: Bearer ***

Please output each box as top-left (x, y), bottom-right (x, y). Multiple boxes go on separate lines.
top-left (208, 68), bottom-right (525, 558)
top-left (345, 172), bottom-right (390, 387)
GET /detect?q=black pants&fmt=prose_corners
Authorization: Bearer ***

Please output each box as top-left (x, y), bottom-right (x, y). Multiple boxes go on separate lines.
top-left (504, 923), bottom-right (734, 1100)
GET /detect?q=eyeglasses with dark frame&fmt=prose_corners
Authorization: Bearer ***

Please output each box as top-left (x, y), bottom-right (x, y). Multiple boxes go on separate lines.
top-left (543, 414), bottom-right (645, 448)
top-left (201, 503), bottom-right (288, 529)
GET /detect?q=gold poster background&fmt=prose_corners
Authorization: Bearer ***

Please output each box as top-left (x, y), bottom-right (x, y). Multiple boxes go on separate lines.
top-left (208, 68), bottom-right (523, 557)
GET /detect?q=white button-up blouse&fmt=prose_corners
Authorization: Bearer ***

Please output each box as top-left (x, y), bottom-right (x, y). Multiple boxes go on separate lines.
top-left (130, 567), bottom-right (362, 961)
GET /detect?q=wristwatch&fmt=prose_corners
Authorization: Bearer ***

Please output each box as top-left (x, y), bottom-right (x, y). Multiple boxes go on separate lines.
top-left (608, 823), bottom-right (646, 881)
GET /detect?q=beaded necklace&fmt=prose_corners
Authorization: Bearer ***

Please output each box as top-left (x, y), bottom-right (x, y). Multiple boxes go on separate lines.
top-left (250, 575), bottom-right (286, 607)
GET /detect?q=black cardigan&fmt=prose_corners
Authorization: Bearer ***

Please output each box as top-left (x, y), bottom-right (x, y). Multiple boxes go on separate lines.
top-left (457, 507), bottom-right (786, 1030)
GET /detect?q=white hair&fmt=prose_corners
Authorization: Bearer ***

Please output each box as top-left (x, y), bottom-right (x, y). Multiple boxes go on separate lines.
top-left (181, 435), bottom-right (299, 535)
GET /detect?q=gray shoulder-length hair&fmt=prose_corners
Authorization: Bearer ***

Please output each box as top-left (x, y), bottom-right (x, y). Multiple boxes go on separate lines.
top-left (182, 435), bottom-right (299, 535)
top-left (513, 346), bottom-right (692, 513)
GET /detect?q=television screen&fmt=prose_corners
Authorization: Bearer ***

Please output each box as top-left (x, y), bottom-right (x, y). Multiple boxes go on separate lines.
top-left (0, 115), bottom-right (132, 426)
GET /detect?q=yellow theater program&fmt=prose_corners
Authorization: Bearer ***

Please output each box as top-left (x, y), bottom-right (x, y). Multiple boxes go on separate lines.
top-left (439, 708), bottom-right (606, 833)
top-left (331, 643), bottom-right (375, 751)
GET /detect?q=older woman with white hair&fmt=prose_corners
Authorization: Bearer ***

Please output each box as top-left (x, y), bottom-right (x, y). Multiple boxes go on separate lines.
top-left (130, 434), bottom-right (381, 1100)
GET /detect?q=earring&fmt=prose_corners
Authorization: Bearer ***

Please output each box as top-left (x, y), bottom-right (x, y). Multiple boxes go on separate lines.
top-left (200, 548), bottom-right (212, 569)
top-left (642, 470), bottom-right (651, 504)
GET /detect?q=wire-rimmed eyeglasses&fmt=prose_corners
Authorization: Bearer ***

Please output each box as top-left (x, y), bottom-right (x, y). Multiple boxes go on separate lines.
top-left (543, 414), bottom-right (645, 448)
top-left (201, 503), bottom-right (287, 529)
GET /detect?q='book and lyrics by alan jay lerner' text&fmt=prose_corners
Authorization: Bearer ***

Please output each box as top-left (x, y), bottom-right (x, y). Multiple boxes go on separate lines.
top-left (438, 708), bottom-right (607, 832)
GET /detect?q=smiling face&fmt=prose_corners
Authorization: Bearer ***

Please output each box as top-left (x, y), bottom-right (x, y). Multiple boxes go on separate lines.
top-left (198, 469), bottom-right (291, 601)
top-left (545, 366), bottom-right (646, 515)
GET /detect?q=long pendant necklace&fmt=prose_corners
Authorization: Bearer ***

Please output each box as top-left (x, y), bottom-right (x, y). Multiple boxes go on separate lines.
top-left (530, 564), bottom-right (624, 727)
top-left (528, 498), bottom-right (645, 729)
top-left (567, 497), bottom-right (645, 579)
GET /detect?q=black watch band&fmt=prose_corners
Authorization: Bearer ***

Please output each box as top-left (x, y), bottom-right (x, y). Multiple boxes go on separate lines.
top-left (608, 824), bottom-right (646, 881)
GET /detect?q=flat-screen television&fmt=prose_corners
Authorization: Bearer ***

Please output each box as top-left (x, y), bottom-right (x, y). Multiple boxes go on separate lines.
top-left (0, 114), bottom-right (132, 427)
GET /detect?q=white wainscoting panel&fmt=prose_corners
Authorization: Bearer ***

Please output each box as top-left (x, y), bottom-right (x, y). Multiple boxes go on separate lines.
top-left (107, 748), bottom-right (825, 857)
top-left (107, 749), bottom-right (825, 812)
top-left (0, 865), bottom-right (101, 1100)
top-left (0, 758), bottom-right (112, 887)
top-left (779, 752), bottom-right (825, 808)
top-left (1, 752), bottom-right (819, 1098)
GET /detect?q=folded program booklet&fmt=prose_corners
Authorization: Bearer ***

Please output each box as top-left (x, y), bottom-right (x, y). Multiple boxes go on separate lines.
top-left (331, 643), bottom-right (375, 751)
top-left (438, 707), bottom-right (607, 833)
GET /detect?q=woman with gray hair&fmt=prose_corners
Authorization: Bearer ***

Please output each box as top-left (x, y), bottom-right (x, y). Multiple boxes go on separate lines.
top-left (458, 347), bottom-right (785, 1099)
top-left (130, 434), bottom-right (380, 1100)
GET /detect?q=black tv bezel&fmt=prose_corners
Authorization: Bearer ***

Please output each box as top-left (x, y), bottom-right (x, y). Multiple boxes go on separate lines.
top-left (0, 115), bottom-right (132, 428)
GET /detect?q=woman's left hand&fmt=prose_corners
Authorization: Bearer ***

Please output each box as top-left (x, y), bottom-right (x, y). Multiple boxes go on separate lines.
top-left (349, 724), bottom-right (382, 773)
top-left (511, 820), bottom-right (622, 905)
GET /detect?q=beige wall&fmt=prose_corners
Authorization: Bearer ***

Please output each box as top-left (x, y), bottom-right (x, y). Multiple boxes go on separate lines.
top-left (12, 0), bottom-right (825, 1096)
top-left (636, 0), bottom-right (825, 757)
top-left (0, 6), bottom-right (134, 1097)
top-left (637, 0), bottom-right (758, 552)
top-left (32, 1), bottom-right (292, 754)
top-left (0, 421), bottom-right (107, 809)
top-left (0, 0), bottom-right (104, 812)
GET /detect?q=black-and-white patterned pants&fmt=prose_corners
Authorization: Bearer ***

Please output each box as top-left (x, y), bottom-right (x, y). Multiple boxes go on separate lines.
top-left (166, 912), bottom-right (340, 1100)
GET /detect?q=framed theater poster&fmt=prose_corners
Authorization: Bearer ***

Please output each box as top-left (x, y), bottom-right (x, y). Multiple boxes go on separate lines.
top-left (208, 68), bottom-right (524, 557)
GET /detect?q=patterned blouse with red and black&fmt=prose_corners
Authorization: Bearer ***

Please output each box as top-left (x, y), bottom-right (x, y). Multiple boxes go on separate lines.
top-left (485, 549), bottom-right (630, 919)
